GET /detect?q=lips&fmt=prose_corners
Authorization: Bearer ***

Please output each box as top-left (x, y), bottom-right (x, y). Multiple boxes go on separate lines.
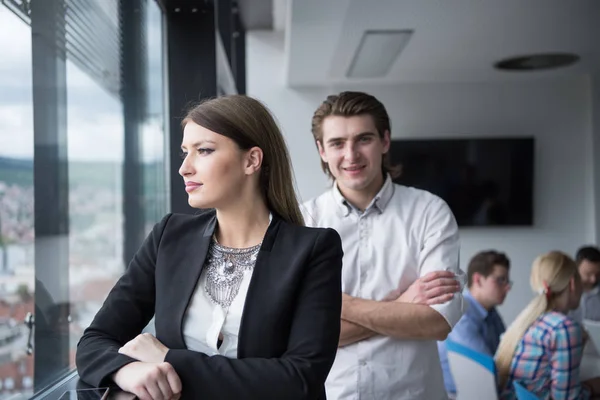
top-left (185, 181), bottom-right (203, 193)
top-left (343, 165), bottom-right (365, 174)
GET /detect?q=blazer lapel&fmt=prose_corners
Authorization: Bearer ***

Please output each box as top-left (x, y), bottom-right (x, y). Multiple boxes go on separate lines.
top-left (171, 211), bottom-right (217, 348)
top-left (237, 215), bottom-right (282, 358)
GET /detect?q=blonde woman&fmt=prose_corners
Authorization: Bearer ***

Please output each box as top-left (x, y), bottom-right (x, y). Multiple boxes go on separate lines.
top-left (496, 251), bottom-right (600, 399)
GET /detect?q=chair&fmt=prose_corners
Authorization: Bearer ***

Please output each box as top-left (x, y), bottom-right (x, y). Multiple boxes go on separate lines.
top-left (583, 319), bottom-right (600, 353)
top-left (513, 381), bottom-right (539, 400)
top-left (446, 339), bottom-right (498, 400)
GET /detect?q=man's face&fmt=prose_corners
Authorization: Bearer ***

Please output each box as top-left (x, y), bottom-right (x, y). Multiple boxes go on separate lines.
top-left (578, 259), bottom-right (600, 291)
top-left (317, 115), bottom-right (390, 195)
top-left (475, 265), bottom-right (511, 307)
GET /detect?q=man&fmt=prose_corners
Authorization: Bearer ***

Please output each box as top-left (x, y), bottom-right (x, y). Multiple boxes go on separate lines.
top-left (570, 245), bottom-right (600, 322)
top-left (437, 250), bottom-right (511, 397)
top-left (302, 91), bottom-right (465, 400)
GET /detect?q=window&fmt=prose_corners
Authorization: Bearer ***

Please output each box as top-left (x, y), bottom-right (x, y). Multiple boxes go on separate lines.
top-left (0, 0), bottom-right (167, 397)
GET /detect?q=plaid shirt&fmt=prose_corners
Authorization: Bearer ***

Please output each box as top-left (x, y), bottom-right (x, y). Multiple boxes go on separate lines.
top-left (500, 311), bottom-right (590, 400)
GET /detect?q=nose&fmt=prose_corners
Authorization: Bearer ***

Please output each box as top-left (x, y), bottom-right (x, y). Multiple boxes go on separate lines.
top-left (178, 154), bottom-right (193, 177)
top-left (343, 142), bottom-right (360, 163)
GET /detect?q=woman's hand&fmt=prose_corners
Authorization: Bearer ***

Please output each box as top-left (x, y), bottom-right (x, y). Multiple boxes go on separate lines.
top-left (113, 361), bottom-right (182, 400)
top-left (119, 333), bottom-right (169, 364)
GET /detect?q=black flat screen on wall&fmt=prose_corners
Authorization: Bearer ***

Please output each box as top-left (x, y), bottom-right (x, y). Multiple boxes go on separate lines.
top-left (389, 137), bottom-right (534, 227)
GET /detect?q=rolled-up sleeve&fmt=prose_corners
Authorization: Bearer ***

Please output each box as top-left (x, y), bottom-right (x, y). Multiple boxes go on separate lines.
top-left (418, 196), bottom-right (465, 328)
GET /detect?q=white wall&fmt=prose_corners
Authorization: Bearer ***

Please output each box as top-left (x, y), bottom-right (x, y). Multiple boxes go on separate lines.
top-left (248, 31), bottom-right (595, 324)
top-left (591, 75), bottom-right (600, 243)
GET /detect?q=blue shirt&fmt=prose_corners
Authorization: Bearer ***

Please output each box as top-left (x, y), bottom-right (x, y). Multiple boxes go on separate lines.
top-left (570, 285), bottom-right (600, 322)
top-left (437, 290), bottom-right (506, 394)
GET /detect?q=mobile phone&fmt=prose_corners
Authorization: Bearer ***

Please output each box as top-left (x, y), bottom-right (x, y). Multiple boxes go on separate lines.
top-left (59, 387), bottom-right (110, 400)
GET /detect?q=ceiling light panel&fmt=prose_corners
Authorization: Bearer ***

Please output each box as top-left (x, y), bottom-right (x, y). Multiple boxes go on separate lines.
top-left (346, 30), bottom-right (413, 78)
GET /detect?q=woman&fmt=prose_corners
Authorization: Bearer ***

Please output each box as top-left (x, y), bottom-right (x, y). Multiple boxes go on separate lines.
top-left (76, 95), bottom-right (344, 400)
top-left (496, 251), bottom-right (600, 399)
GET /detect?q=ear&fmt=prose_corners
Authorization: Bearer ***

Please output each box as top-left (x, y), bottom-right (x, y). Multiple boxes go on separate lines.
top-left (316, 140), bottom-right (328, 164)
top-left (473, 272), bottom-right (483, 287)
top-left (382, 130), bottom-right (391, 154)
top-left (244, 146), bottom-right (263, 176)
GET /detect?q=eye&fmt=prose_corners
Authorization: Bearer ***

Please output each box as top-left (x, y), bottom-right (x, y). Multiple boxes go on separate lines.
top-left (359, 136), bottom-right (372, 143)
top-left (330, 141), bottom-right (343, 149)
top-left (198, 148), bottom-right (214, 155)
top-left (179, 151), bottom-right (188, 159)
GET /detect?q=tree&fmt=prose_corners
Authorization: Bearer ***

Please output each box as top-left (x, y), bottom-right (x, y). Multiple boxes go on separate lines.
top-left (16, 283), bottom-right (32, 303)
top-left (0, 183), bottom-right (34, 274)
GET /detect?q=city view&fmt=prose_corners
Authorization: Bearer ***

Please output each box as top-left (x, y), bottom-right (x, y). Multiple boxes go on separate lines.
top-left (0, 155), bottom-right (167, 398)
top-left (0, 157), bottom-right (125, 398)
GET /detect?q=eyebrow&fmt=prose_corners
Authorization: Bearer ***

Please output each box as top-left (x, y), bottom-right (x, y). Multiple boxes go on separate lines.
top-left (180, 140), bottom-right (216, 150)
top-left (326, 132), bottom-right (377, 144)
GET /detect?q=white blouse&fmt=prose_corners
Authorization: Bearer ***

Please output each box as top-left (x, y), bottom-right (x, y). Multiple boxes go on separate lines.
top-left (182, 215), bottom-right (271, 358)
top-left (182, 264), bottom-right (254, 358)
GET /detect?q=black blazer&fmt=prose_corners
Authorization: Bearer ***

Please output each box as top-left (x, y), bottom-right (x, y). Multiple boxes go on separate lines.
top-left (76, 210), bottom-right (343, 400)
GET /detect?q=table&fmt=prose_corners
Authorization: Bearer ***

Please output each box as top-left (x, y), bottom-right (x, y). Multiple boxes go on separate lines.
top-left (30, 371), bottom-right (134, 400)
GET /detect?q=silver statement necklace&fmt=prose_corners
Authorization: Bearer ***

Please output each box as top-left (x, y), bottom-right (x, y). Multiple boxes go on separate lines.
top-left (204, 236), bottom-right (261, 309)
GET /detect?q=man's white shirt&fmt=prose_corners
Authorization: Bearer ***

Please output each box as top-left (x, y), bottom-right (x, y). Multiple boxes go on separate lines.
top-left (302, 175), bottom-right (465, 400)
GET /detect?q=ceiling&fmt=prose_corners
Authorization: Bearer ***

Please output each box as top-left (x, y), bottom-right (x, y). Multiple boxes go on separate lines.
top-left (285, 0), bottom-right (600, 87)
top-left (238, 0), bottom-right (272, 30)
top-left (236, 0), bottom-right (287, 31)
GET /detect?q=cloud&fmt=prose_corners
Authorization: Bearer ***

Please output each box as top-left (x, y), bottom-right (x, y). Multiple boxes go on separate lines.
top-left (0, 3), bottom-right (168, 163)
top-left (0, 8), bottom-right (31, 62)
top-left (0, 104), bottom-right (34, 158)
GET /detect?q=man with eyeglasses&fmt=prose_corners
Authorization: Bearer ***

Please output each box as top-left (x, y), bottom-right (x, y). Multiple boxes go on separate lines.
top-left (437, 250), bottom-right (511, 398)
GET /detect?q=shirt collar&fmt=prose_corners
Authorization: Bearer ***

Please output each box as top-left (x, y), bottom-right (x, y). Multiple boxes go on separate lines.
top-left (464, 290), bottom-right (490, 321)
top-left (331, 174), bottom-right (395, 217)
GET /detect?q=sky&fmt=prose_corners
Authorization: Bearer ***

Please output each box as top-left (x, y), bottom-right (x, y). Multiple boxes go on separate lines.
top-left (0, 1), bottom-right (166, 162)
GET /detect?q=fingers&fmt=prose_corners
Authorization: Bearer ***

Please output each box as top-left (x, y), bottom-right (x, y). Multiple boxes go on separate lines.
top-left (420, 270), bottom-right (456, 282)
top-left (427, 283), bottom-right (459, 298)
top-left (425, 292), bottom-right (454, 306)
top-left (146, 379), bottom-right (165, 400)
top-left (128, 363), bottom-right (180, 400)
top-left (131, 385), bottom-right (152, 400)
top-left (155, 375), bottom-right (174, 399)
top-left (160, 363), bottom-right (183, 395)
top-left (426, 278), bottom-right (461, 290)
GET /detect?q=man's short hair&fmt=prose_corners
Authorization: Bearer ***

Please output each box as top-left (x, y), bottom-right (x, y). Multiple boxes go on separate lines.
top-left (575, 245), bottom-right (600, 265)
top-left (467, 250), bottom-right (511, 288)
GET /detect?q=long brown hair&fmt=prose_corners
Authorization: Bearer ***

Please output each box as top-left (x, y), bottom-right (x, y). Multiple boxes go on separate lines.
top-left (311, 91), bottom-right (401, 179)
top-left (182, 95), bottom-right (304, 226)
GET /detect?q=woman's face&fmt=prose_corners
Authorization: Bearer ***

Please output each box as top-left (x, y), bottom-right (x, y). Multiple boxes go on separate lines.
top-left (178, 122), bottom-right (251, 210)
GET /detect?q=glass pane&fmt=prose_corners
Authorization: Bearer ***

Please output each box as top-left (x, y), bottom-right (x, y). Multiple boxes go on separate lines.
top-left (0, 6), bottom-right (35, 399)
top-left (0, 0), bottom-right (167, 397)
top-left (66, 58), bottom-right (125, 366)
top-left (143, 0), bottom-right (168, 232)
